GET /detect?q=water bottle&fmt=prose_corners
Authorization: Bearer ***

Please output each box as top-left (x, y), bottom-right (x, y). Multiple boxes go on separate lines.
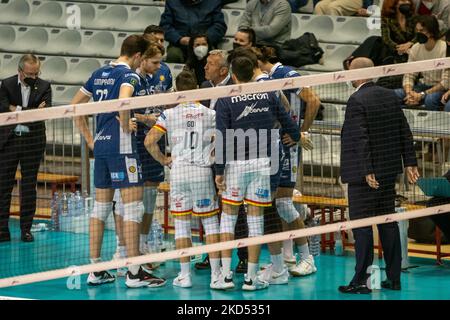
top-left (334, 231), bottom-right (344, 256)
top-left (82, 190), bottom-right (92, 215)
top-left (61, 193), bottom-right (69, 216)
top-left (68, 192), bottom-right (76, 216)
top-left (51, 192), bottom-right (60, 231)
top-left (308, 217), bottom-right (321, 257)
top-left (147, 228), bottom-right (158, 253)
top-left (74, 191), bottom-right (84, 216)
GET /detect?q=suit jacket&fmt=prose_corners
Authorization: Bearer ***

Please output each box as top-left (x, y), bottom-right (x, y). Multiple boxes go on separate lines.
top-left (200, 77), bottom-right (233, 108)
top-left (0, 75), bottom-right (52, 151)
top-left (340, 82), bottom-right (417, 184)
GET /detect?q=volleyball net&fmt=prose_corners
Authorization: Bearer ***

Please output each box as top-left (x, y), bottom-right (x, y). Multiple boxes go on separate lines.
top-left (0, 58), bottom-right (450, 290)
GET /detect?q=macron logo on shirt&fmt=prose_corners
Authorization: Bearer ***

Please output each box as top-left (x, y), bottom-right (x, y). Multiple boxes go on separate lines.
top-left (236, 102), bottom-right (269, 121)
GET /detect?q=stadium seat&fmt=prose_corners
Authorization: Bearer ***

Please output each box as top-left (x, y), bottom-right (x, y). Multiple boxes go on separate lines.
top-left (0, 25), bottom-right (17, 50)
top-left (322, 103), bottom-right (346, 124)
top-left (82, 31), bottom-right (118, 57)
top-left (46, 28), bottom-right (84, 56)
top-left (90, 4), bottom-right (129, 30)
top-left (402, 109), bottom-right (416, 128)
top-left (222, 9), bottom-right (244, 37)
top-left (333, 16), bottom-right (380, 44)
top-left (52, 85), bottom-right (82, 106)
top-left (0, 0), bottom-right (31, 24)
top-left (301, 43), bottom-right (357, 72)
top-left (126, 6), bottom-right (164, 30)
top-left (40, 56), bottom-right (69, 83)
top-left (291, 14), bottom-right (334, 42)
top-left (9, 26), bottom-right (49, 53)
top-left (223, 0), bottom-right (247, 10)
top-left (303, 134), bottom-right (341, 167)
top-left (0, 53), bottom-right (22, 81)
top-left (28, 1), bottom-right (65, 27)
top-left (166, 63), bottom-right (185, 80)
top-left (313, 82), bottom-right (354, 104)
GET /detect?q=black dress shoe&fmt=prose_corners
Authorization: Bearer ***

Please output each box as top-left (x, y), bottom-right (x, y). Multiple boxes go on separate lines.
top-left (381, 279), bottom-right (401, 290)
top-left (0, 231), bottom-right (11, 242)
top-left (195, 255), bottom-right (210, 270)
top-left (21, 231), bottom-right (34, 242)
top-left (338, 283), bottom-right (372, 294)
top-left (235, 259), bottom-right (248, 274)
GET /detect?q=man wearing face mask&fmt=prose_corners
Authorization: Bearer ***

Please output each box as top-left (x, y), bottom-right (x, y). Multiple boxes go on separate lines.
top-left (0, 54), bottom-right (51, 243)
top-left (395, 15), bottom-right (449, 110)
top-left (239, 0), bottom-right (292, 45)
top-left (413, 0), bottom-right (450, 32)
top-left (159, 0), bottom-right (227, 63)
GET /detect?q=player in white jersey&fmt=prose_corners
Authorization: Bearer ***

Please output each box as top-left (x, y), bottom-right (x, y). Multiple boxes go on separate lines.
top-left (145, 71), bottom-right (222, 289)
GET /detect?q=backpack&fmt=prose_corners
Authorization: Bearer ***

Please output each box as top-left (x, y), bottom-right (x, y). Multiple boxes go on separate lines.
top-left (279, 32), bottom-right (324, 67)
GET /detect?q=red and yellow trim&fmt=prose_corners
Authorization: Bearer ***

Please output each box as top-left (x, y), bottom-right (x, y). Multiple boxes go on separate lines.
top-left (193, 208), bottom-right (220, 217)
top-left (244, 198), bottom-right (272, 207)
top-left (171, 209), bottom-right (193, 217)
top-left (153, 124), bottom-right (167, 133)
top-left (221, 198), bottom-right (243, 206)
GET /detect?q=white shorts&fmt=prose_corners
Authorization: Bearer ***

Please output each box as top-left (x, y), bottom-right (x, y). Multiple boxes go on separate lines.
top-left (222, 158), bottom-right (272, 207)
top-left (170, 165), bottom-right (219, 217)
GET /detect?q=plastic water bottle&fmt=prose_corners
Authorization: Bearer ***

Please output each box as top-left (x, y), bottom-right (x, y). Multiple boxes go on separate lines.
top-left (51, 192), bottom-right (60, 231)
top-left (61, 193), bottom-right (69, 216)
top-left (334, 231), bottom-right (344, 256)
top-left (74, 191), bottom-right (84, 216)
top-left (308, 217), bottom-right (321, 257)
top-left (68, 192), bottom-right (76, 216)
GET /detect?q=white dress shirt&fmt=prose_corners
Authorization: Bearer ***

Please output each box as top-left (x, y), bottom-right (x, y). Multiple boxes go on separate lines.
top-left (15, 76), bottom-right (31, 133)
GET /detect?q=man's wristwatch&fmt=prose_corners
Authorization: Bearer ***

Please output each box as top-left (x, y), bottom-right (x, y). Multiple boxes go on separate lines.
top-left (420, 91), bottom-right (426, 101)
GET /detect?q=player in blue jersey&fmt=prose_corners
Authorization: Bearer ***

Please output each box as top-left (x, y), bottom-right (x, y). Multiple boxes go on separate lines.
top-left (213, 56), bottom-right (300, 291)
top-left (255, 45), bottom-right (322, 277)
top-left (72, 35), bottom-right (166, 288)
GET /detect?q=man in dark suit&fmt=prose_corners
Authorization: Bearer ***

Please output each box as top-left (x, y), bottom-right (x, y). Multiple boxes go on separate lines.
top-left (339, 57), bottom-right (419, 294)
top-left (0, 54), bottom-right (52, 243)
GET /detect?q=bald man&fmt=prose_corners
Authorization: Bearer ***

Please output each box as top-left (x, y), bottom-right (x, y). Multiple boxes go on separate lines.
top-left (339, 57), bottom-right (419, 294)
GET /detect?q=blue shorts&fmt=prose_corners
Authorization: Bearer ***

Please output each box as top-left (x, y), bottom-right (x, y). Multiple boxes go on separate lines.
top-left (136, 134), bottom-right (165, 183)
top-left (94, 154), bottom-right (143, 189)
top-left (271, 145), bottom-right (300, 190)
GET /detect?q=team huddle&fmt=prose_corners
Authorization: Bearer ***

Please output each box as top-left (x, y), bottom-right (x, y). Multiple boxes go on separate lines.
top-left (72, 30), bottom-right (322, 291)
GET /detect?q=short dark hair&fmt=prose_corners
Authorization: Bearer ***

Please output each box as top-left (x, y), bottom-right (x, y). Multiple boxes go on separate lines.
top-left (231, 56), bottom-right (254, 83)
top-left (227, 47), bottom-right (257, 68)
top-left (144, 25), bottom-right (164, 35)
top-left (417, 15), bottom-right (440, 40)
top-left (176, 70), bottom-right (198, 91)
top-left (237, 28), bottom-right (256, 46)
top-left (120, 34), bottom-right (150, 57)
top-left (254, 45), bottom-right (279, 64)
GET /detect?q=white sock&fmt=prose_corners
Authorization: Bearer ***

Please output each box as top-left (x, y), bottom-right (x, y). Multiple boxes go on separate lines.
top-left (116, 235), bottom-right (120, 248)
top-left (297, 243), bottom-right (310, 261)
top-left (271, 254), bottom-right (284, 273)
top-left (283, 239), bottom-right (295, 260)
top-left (222, 257), bottom-right (232, 275)
top-left (180, 262), bottom-right (191, 276)
top-left (248, 262), bottom-right (259, 280)
top-left (140, 234), bottom-right (147, 247)
top-left (128, 264), bottom-right (140, 275)
top-left (90, 258), bottom-right (101, 264)
top-left (210, 258), bottom-right (221, 274)
top-left (118, 245), bottom-right (127, 258)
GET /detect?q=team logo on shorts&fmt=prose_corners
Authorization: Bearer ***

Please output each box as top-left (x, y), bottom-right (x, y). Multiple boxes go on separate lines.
top-left (196, 199), bottom-right (211, 208)
top-left (111, 172), bottom-right (125, 182)
top-left (129, 166), bottom-right (137, 173)
top-left (255, 188), bottom-right (269, 199)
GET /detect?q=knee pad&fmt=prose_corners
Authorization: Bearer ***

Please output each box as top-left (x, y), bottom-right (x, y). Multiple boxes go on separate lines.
top-left (174, 218), bottom-right (192, 240)
top-left (91, 201), bottom-right (113, 222)
top-left (143, 187), bottom-right (158, 214)
top-left (276, 197), bottom-right (300, 224)
top-left (201, 215), bottom-right (220, 237)
top-left (247, 215), bottom-right (264, 237)
top-left (123, 201), bottom-right (145, 223)
top-left (220, 212), bottom-right (238, 235)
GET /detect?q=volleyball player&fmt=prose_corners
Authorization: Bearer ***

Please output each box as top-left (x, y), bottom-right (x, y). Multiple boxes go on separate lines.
top-left (145, 71), bottom-right (222, 289)
top-left (72, 35), bottom-right (166, 288)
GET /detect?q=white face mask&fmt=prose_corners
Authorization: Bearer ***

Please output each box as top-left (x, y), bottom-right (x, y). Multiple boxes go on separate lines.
top-left (194, 45), bottom-right (208, 60)
top-left (422, 1), bottom-right (434, 10)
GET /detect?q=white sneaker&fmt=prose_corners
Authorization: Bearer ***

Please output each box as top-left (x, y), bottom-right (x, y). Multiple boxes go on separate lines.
top-left (284, 257), bottom-right (297, 273)
top-left (173, 273), bottom-right (192, 288)
top-left (210, 271), bottom-right (235, 290)
top-left (289, 255), bottom-right (317, 277)
top-left (257, 264), bottom-right (289, 285)
top-left (87, 271), bottom-right (116, 286)
top-left (125, 267), bottom-right (167, 288)
top-left (242, 274), bottom-right (269, 291)
top-left (112, 252), bottom-right (128, 277)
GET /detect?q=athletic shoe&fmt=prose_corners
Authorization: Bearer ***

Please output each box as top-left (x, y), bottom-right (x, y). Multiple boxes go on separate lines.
top-left (173, 273), bottom-right (192, 288)
top-left (87, 271), bottom-right (116, 286)
top-left (210, 271), bottom-right (235, 290)
top-left (112, 252), bottom-right (128, 277)
top-left (242, 275), bottom-right (269, 291)
top-left (284, 257), bottom-right (297, 273)
top-left (125, 267), bottom-right (167, 288)
top-left (289, 255), bottom-right (317, 277)
top-left (257, 264), bottom-right (289, 285)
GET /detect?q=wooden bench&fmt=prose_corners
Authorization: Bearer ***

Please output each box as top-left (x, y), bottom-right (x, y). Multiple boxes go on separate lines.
top-left (15, 171), bottom-right (79, 195)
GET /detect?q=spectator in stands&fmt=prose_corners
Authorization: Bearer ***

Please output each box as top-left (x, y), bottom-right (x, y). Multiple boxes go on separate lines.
top-left (289, 0), bottom-right (320, 12)
top-left (395, 15), bottom-right (448, 110)
top-left (0, 54), bottom-right (52, 243)
top-left (159, 0), bottom-right (227, 63)
top-left (381, 0), bottom-right (417, 64)
top-left (233, 28), bottom-right (256, 49)
top-left (183, 34), bottom-right (210, 86)
top-left (143, 25), bottom-right (165, 49)
top-left (440, 29), bottom-right (450, 110)
top-left (314, 0), bottom-right (373, 16)
top-left (239, 0), bottom-right (292, 45)
top-left (412, 0), bottom-right (450, 33)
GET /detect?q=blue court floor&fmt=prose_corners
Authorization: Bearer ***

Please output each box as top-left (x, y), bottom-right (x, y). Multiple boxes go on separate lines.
top-left (0, 219), bottom-right (450, 300)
